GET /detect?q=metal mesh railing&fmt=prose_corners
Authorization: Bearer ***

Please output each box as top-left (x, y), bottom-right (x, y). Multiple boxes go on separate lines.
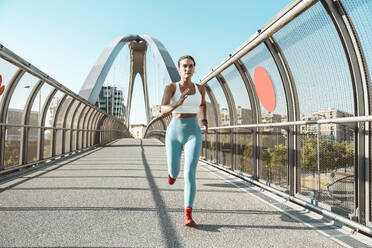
top-left (299, 125), bottom-right (355, 216)
top-left (258, 127), bottom-right (288, 191)
top-left (0, 45), bottom-right (131, 174)
top-left (144, 0), bottom-right (372, 230)
top-left (235, 129), bottom-right (253, 175)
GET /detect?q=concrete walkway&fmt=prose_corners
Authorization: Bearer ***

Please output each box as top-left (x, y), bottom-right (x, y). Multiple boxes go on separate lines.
top-left (0, 138), bottom-right (371, 247)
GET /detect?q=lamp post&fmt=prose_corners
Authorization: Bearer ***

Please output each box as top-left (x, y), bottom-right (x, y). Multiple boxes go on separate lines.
top-left (24, 84), bottom-right (42, 120)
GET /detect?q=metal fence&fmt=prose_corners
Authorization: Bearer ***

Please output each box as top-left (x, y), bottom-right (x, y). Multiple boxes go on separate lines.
top-left (0, 45), bottom-right (131, 175)
top-left (144, 0), bottom-right (372, 231)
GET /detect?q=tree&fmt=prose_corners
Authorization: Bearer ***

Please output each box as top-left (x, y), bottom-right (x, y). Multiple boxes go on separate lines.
top-left (242, 144), bottom-right (253, 173)
top-left (262, 147), bottom-right (272, 181)
top-left (270, 144), bottom-right (286, 166)
top-left (302, 137), bottom-right (318, 172)
top-left (301, 136), bottom-right (354, 173)
top-left (5, 140), bottom-right (20, 168)
top-left (267, 144), bottom-right (287, 184)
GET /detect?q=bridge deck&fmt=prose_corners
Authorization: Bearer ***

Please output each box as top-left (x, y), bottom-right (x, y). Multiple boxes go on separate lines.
top-left (0, 139), bottom-right (371, 247)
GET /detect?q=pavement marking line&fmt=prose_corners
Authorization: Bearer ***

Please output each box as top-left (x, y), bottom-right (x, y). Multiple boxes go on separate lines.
top-left (198, 161), bottom-right (372, 248)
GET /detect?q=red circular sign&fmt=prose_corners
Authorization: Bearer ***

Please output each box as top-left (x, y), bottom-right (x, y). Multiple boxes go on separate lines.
top-left (0, 75), bottom-right (4, 96)
top-left (254, 66), bottom-right (276, 112)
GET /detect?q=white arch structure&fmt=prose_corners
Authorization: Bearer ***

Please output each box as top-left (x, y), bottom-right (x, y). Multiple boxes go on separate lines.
top-left (78, 34), bottom-right (180, 126)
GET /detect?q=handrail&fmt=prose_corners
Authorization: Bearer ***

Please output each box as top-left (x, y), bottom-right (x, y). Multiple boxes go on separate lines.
top-left (0, 122), bottom-right (125, 132)
top-left (143, 113), bottom-right (170, 136)
top-left (203, 115), bottom-right (366, 130)
top-left (145, 113), bottom-right (364, 133)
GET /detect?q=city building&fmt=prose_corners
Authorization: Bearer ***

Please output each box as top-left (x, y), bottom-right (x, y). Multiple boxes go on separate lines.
top-left (261, 112), bottom-right (282, 124)
top-left (261, 112), bottom-right (282, 132)
top-left (220, 107), bottom-right (230, 126)
top-left (96, 86), bottom-right (125, 121)
top-left (300, 108), bottom-right (353, 142)
top-left (236, 106), bottom-right (252, 124)
top-left (130, 124), bottom-right (147, 139)
top-left (218, 106), bottom-right (252, 126)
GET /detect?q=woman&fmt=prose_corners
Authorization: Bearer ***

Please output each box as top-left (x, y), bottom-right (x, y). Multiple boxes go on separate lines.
top-left (160, 55), bottom-right (208, 226)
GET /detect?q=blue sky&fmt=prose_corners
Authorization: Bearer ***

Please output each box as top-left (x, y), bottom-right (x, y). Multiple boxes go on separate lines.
top-left (0, 0), bottom-right (291, 124)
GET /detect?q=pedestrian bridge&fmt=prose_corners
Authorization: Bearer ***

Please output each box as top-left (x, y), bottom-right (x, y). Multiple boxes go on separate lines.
top-left (1, 0), bottom-right (372, 247)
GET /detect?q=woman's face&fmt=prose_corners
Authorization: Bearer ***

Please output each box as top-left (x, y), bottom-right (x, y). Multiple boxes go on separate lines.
top-left (178, 58), bottom-right (195, 80)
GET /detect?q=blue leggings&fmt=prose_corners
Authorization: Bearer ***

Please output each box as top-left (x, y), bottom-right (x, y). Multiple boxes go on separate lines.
top-left (165, 117), bottom-right (202, 208)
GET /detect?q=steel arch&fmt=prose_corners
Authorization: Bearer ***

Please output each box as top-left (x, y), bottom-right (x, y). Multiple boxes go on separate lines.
top-left (78, 34), bottom-right (180, 126)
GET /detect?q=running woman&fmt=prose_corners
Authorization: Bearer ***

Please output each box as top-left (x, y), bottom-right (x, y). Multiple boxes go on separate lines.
top-left (160, 55), bottom-right (208, 226)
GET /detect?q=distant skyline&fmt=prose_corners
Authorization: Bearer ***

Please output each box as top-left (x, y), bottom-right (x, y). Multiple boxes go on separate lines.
top-left (0, 0), bottom-right (291, 124)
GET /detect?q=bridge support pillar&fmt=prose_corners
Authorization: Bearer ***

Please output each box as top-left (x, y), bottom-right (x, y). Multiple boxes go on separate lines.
top-left (126, 40), bottom-right (150, 127)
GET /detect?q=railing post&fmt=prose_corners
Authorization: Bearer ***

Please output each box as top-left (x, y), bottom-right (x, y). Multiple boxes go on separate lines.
top-left (317, 124), bottom-right (321, 201)
top-left (265, 37), bottom-right (300, 195)
top-left (84, 109), bottom-right (96, 148)
top-left (234, 60), bottom-right (261, 178)
top-left (51, 94), bottom-right (67, 157)
top-left (322, 0), bottom-right (371, 224)
top-left (69, 102), bottom-right (82, 153)
top-left (37, 89), bottom-right (57, 160)
top-left (216, 74), bottom-right (237, 169)
top-left (205, 131), bottom-right (208, 159)
top-left (20, 80), bottom-right (44, 165)
top-left (216, 130), bottom-right (219, 165)
top-left (61, 98), bottom-right (75, 155)
top-left (76, 106), bottom-right (89, 150)
top-left (0, 69), bottom-right (25, 169)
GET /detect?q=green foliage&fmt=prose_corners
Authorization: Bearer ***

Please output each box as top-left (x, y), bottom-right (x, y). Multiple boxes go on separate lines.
top-left (4, 140), bottom-right (20, 167)
top-left (5, 138), bottom-right (52, 168)
top-left (240, 143), bottom-right (252, 173)
top-left (302, 137), bottom-right (317, 171)
top-left (301, 137), bottom-right (354, 171)
top-left (256, 136), bottom-right (354, 181)
top-left (243, 144), bottom-right (252, 161)
top-left (270, 144), bottom-right (287, 167)
top-left (262, 148), bottom-right (271, 166)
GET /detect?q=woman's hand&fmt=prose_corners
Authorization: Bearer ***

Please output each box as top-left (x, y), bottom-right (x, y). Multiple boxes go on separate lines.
top-left (160, 84), bottom-right (192, 115)
top-left (202, 119), bottom-right (208, 133)
top-left (176, 88), bottom-right (190, 106)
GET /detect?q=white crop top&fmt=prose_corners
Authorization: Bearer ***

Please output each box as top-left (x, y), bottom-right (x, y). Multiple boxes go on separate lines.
top-left (171, 83), bottom-right (201, 114)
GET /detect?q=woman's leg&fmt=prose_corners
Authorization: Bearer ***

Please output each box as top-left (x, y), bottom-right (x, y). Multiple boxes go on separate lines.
top-left (183, 131), bottom-right (202, 208)
top-left (165, 123), bottom-right (182, 179)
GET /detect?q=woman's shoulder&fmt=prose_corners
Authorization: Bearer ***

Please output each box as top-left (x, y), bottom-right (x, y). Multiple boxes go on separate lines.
top-left (166, 82), bottom-right (177, 87)
top-left (164, 83), bottom-right (177, 96)
top-left (165, 82), bottom-right (177, 90)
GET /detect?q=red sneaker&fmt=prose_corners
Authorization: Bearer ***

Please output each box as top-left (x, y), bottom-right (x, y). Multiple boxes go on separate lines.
top-left (168, 174), bottom-right (176, 185)
top-left (184, 207), bottom-right (196, 226)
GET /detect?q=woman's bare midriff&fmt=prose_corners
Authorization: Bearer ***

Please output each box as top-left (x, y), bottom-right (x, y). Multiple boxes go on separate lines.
top-left (172, 113), bottom-right (197, 118)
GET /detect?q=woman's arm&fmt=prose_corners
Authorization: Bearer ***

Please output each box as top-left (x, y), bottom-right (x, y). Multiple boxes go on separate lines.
top-left (160, 83), bottom-right (190, 115)
top-left (198, 84), bottom-right (208, 133)
top-left (200, 87), bottom-right (207, 120)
